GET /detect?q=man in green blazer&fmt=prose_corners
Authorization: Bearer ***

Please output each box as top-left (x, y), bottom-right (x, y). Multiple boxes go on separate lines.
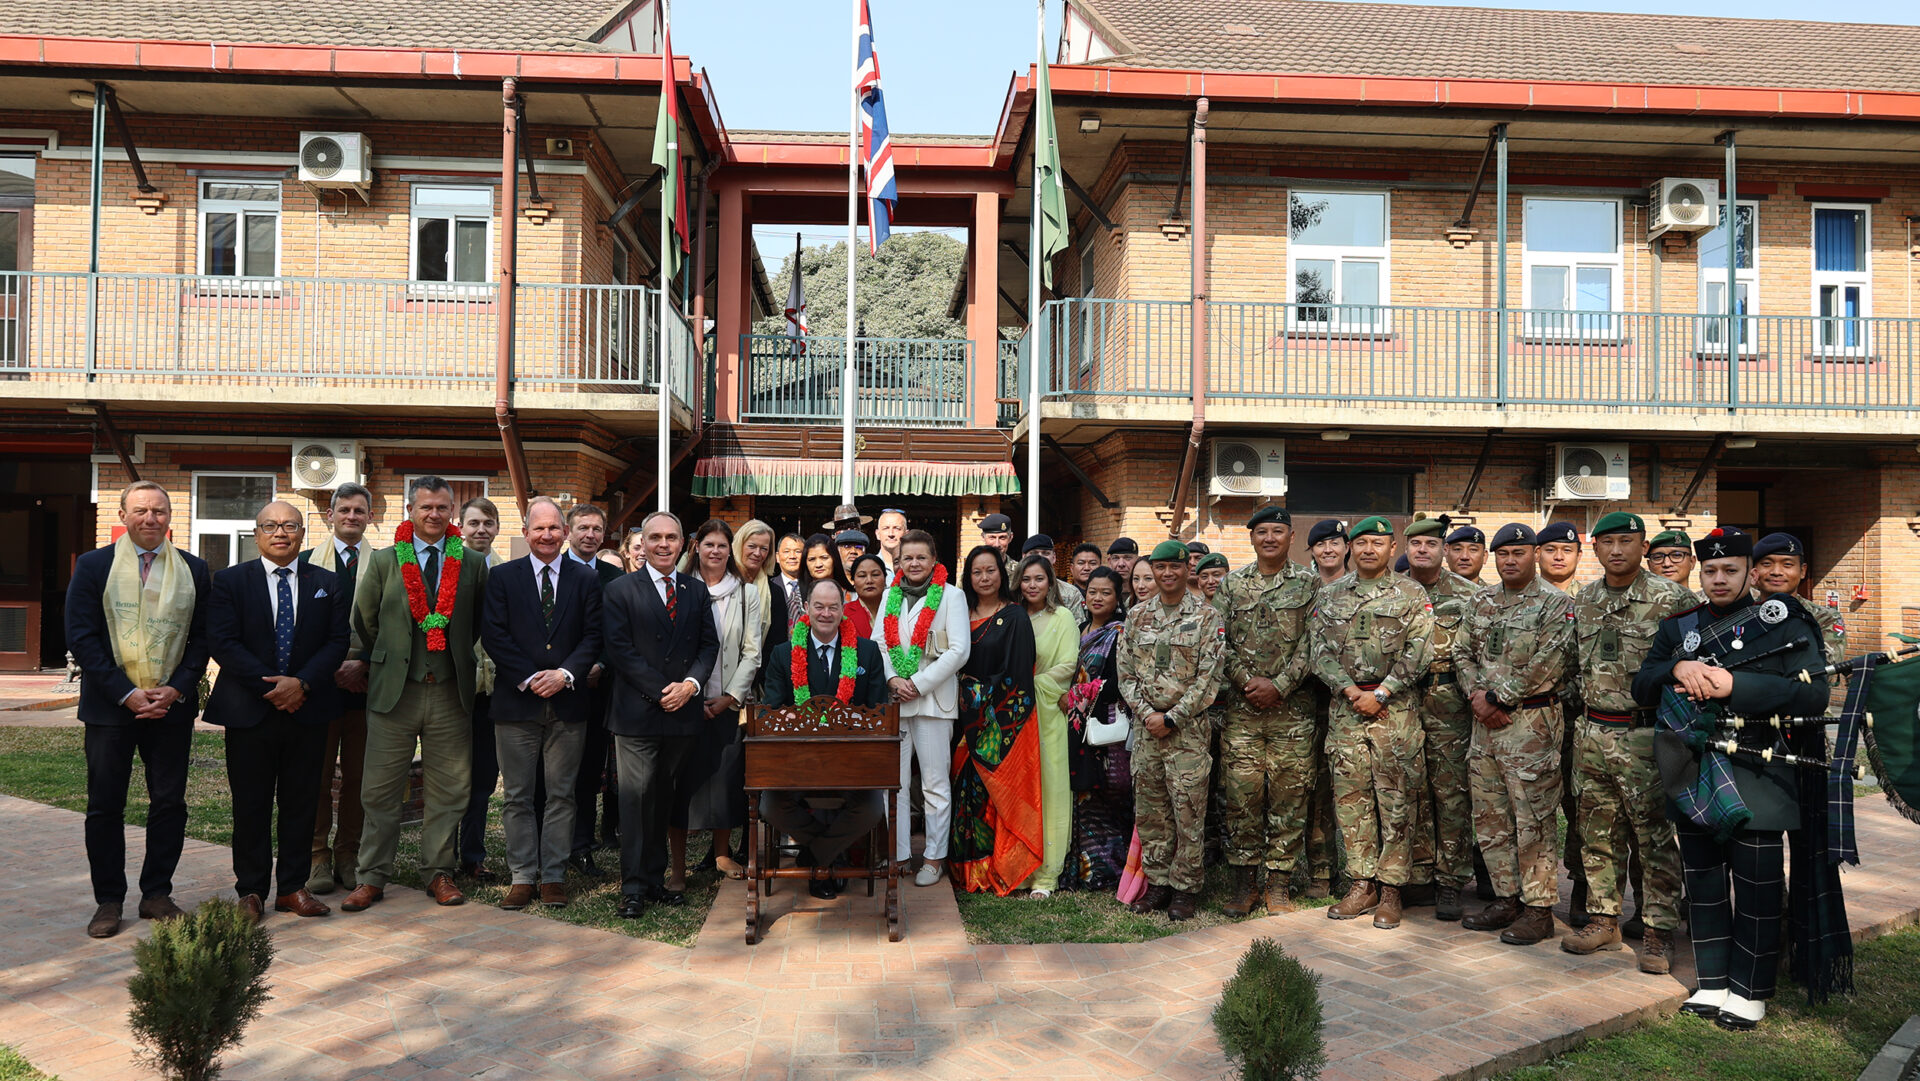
top-left (337, 476), bottom-right (490, 913)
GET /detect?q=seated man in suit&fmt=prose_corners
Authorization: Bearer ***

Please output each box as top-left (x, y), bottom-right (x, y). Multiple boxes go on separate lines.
top-left (482, 497), bottom-right (604, 911)
top-left (603, 511), bottom-right (720, 919)
top-left (205, 500), bottom-right (351, 922)
top-left (759, 577), bottom-right (890, 899)
top-left (66, 480), bottom-right (212, 939)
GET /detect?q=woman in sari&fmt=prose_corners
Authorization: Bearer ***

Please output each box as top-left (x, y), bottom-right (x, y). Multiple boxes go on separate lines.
top-left (950, 545), bottom-right (1043, 895)
top-left (1057, 567), bottom-right (1135, 891)
top-left (1017, 554), bottom-right (1079, 898)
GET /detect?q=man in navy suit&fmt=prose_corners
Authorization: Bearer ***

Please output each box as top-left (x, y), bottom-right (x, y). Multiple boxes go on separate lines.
top-left (759, 578), bottom-right (890, 900)
top-left (482, 497), bottom-right (604, 911)
top-left (602, 511), bottom-right (719, 918)
top-left (65, 481), bottom-right (211, 939)
top-left (204, 501), bottom-right (351, 923)
top-left (562, 502), bottom-right (623, 876)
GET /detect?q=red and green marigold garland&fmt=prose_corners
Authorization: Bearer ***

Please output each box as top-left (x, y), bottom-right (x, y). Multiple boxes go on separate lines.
top-left (789, 615), bottom-right (857, 705)
top-left (393, 520), bottom-right (463, 652)
top-left (881, 565), bottom-right (947, 678)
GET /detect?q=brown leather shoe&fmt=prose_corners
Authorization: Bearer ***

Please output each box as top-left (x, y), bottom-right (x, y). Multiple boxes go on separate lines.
top-left (1639, 928), bottom-right (1674, 975)
top-left (237, 894), bottom-right (264, 924)
top-left (274, 889), bottom-right (330, 918)
top-left (426, 873), bottom-right (466, 907)
top-left (1372, 885), bottom-right (1404, 929)
top-left (1435, 884), bottom-right (1464, 921)
top-left (137, 894), bottom-right (185, 921)
top-left (87, 902), bottom-right (123, 939)
top-left (1220, 866), bottom-right (1259, 917)
top-left (340, 884), bottom-right (384, 912)
top-left (1265, 878), bottom-right (1296, 914)
top-left (539, 882), bottom-right (568, 909)
top-left (1166, 890), bottom-right (1199, 921)
top-left (1462, 896), bottom-right (1521, 931)
top-left (499, 884), bottom-right (536, 911)
top-left (1327, 878), bottom-right (1380, 920)
top-left (458, 861), bottom-right (497, 882)
top-left (1500, 904), bottom-right (1557, 945)
top-left (1126, 885), bottom-right (1172, 915)
top-left (1561, 913), bottom-right (1622, 954)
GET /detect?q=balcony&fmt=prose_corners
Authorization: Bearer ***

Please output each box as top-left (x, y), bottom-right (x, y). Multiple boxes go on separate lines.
top-left (0, 272), bottom-right (699, 427)
top-left (1035, 298), bottom-right (1920, 435)
top-left (740, 334), bottom-right (971, 426)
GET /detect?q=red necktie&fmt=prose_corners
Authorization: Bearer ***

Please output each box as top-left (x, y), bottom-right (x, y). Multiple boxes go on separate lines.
top-left (663, 574), bottom-right (676, 621)
top-left (139, 552), bottom-right (155, 584)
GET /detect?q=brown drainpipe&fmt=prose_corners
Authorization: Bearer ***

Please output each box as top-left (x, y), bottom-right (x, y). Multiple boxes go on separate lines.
top-left (495, 77), bottom-right (535, 516)
top-left (1167, 98), bottom-right (1208, 536)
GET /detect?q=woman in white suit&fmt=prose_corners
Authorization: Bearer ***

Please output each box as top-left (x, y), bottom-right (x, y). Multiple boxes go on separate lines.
top-left (876, 530), bottom-right (972, 886)
top-left (672, 518), bottom-right (764, 885)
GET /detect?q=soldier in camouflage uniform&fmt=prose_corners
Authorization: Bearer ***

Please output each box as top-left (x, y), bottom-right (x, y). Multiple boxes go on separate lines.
top-left (1648, 530), bottom-right (1699, 600)
top-left (1400, 517), bottom-right (1483, 921)
top-left (1446, 524), bottom-right (1489, 583)
top-left (1750, 532), bottom-right (1846, 668)
top-left (1303, 518), bottom-right (1350, 897)
top-left (1563, 512), bottom-right (1693, 973)
top-left (1534, 520), bottom-right (1602, 927)
top-left (1215, 506), bottom-right (1320, 916)
top-left (1457, 523), bottom-right (1576, 946)
top-left (1308, 516), bottom-right (1434, 929)
top-left (1117, 540), bottom-right (1227, 922)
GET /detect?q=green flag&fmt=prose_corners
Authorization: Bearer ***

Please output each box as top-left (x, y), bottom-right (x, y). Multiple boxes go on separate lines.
top-left (1033, 53), bottom-right (1068, 290)
top-left (651, 19), bottom-right (687, 282)
top-left (1863, 654), bottom-right (1920, 822)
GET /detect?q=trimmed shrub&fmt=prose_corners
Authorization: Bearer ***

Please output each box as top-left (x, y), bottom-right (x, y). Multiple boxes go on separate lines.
top-left (1211, 937), bottom-right (1326, 1081)
top-left (127, 899), bottom-right (274, 1081)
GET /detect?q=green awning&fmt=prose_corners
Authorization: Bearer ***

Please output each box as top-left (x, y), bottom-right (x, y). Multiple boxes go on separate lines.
top-left (693, 456), bottom-right (1021, 499)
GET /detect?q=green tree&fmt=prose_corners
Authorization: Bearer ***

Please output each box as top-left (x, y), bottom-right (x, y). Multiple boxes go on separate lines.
top-left (755, 231), bottom-right (966, 339)
top-left (127, 900), bottom-right (274, 1081)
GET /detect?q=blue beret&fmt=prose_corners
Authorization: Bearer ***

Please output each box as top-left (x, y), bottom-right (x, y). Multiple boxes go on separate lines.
top-left (1536, 521), bottom-right (1581, 546)
top-left (1489, 523), bottom-right (1537, 550)
top-left (1750, 532), bottom-right (1804, 561)
top-left (1393, 554), bottom-right (1411, 573)
top-left (1307, 518), bottom-right (1347, 546)
top-left (1445, 525), bottom-right (1486, 546)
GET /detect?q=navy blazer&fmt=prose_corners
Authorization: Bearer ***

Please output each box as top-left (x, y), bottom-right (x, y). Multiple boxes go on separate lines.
top-left (482, 555), bottom-right (604, 724)
top-left (65, 544), bottom-right (212, 727)
top-left (299, 543), bottom-right (366, 710)
top-left (760, 636), bottom-right (888, 709)
top-left (603, 568), bottom-right (720, 738)
top-left (204, 559), bottom-right (351, 728)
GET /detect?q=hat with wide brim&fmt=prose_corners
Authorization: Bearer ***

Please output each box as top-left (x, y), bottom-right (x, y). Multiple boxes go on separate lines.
top-left (822, 503), bottom-right (874, 529)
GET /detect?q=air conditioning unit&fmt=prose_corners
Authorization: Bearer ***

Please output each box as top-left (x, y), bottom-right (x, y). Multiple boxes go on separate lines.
top-left (1552, 442), bottom-right (1630, 501)
top-left (1209, 437), bottom-right (1287, 497)
top-left (1647, 177), bottom-right (1718, 238)
top-left (290, 440), bottom-right (361, 491)
top-left (298, 132), bottom-right (374, 197)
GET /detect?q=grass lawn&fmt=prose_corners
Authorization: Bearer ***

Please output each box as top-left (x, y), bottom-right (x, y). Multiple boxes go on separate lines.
top-left (1495, 925), bottom-right (1920, 1081)
top-left (0, 726), bottom-right (722, 948)
top-left (955, 863), bottom-right (1339, 944)
top-left (0, 1045), bottom-right (57, 1081)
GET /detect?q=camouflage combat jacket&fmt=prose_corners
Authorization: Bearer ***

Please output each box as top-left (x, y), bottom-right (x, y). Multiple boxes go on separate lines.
top-left (1458, 575), bottom-right (1574, 707)
top-left (1117, 590), bottom-right (1228, 730)
top-left (1571, 569), bottom-right (1693, 715)
top-left (1308, 571), bottom-right (1434, 697)
top-left (1218, 561), bottom-right (1319, 705)
top-left (1411, 567), bottom-right (1483, 708)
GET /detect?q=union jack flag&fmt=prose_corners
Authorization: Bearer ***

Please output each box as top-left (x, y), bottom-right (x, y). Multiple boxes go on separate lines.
top-left (855, 0), bottom-right (897, 253)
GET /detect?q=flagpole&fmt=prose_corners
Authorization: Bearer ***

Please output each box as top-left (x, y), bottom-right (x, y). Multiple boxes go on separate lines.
top-left (1025, 0), bottom-right (1044, 538)
top-left (656, 2), bottom-right (673, 514)
top-left (843, 0), bottom-right (861, 508)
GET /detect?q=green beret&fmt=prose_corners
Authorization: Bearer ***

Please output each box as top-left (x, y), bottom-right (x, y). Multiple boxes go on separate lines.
top-left (1348, 515), bottom-right (1393, 540)
top-left (1591, 511), bottom-right (1645, 537)
top-left (1248, 505), bottom-right (1291, 529)
top-left (1647, 529), bottom-right (1691, 552)
top-left (1404, 516), bottom-right (1448, 538)
top-left (1196, 552), bottom-right (1229, 572)
top-left (1148, 540), bottom-right (1189, 563)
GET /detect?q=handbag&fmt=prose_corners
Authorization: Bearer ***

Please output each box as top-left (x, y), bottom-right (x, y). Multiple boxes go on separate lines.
top-left (1084, 703), bottom-right (1131, 747)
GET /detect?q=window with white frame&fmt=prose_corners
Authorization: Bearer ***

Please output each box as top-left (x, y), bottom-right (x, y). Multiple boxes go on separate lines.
top-left (1078, 232), bottom-right (1099, 299)
top-left (190, 473), bottom-right (276, 572)
top-left (198, 181), bottom-right (281, 278)
top-left (1812, 204), bottom-right (1870, 354)
top-left (1288, 190), bottom-right (1389, 330)
top-left (411, 185), bottom-right (493, 284)
top-left (1698, 201), bottom-right (1758, 354)
top-left (1522, 197), bottom-right (1621, 338)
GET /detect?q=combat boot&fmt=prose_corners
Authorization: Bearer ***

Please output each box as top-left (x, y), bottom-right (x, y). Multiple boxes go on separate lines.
top-left (1462, 896), bottom-right (1521, 931)
top-left (1620, 911), bottom-right (1646, 940)
top-left (1327, 878), bottom-right (1379, 920)
top-left (1568, 879), bottom-right (1591, 929)
top-left (1372, 885), bottom-right (1404, 929)
top-left (1499, 904), bottom-right (1557, 945)
top-left (1560, 914), bottom-right (1622, 954)
top-left (1127, 885), bottom-right (1172, 915)
top-left (1639, 928), bottom-right (1674, 975)
top-left (1220, 866), bottom-right (1260, 918)
top-left (1167, 890), bottom-right (1199, 921)
top-left (1306, 877), bottom-right (1331, 899)
top-left (1400, 883), bottom-right (1435, 907)
top-left (1434, 884), bottom-right (1464, 922)
top-left (1265, 877), bottom-right (1296, 914)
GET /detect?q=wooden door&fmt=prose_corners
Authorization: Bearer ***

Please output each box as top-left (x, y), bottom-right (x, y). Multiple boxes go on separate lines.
top-left (0, 498), bottom-right (46, 670)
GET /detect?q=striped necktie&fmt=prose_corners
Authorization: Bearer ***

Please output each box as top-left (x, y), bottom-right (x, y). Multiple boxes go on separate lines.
top-left (541, 565), bottom-right (555, 624)
top-left (663, 573), bottom-right (676, 621)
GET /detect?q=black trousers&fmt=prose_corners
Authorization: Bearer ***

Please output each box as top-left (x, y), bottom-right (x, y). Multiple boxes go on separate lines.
top-left (457, 692), bottom-right (497, 866)
top-left (225, 717), bottom-right (328, 899)
top-left (1678, 822), bottom-right (1785, 1000)
top-left (760, 791), bottom-right (886, 867)
top-left (84, 718), bottom-right (193, 905)
top-left (612, 733), bottom-right (697, 897)
top-left (569, 707), bottom-right (619, 854)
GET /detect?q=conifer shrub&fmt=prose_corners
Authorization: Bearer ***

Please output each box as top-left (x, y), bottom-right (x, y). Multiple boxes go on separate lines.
top-left (126, 899), bottom-right (274, 1081)
top-left (1211, 937), bottom-right (1326, 1081)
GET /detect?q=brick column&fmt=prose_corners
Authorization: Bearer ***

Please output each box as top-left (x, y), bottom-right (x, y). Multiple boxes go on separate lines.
top-left (714, 182), bottom-right (746, 422)
top-left (968, 191), bottom-right (1001, 428)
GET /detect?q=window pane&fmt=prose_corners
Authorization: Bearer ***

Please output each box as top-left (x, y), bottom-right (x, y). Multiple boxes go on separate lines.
top-left (1290, 192), bottom-right (1386, 247)
top-left (1285, 469), bottom-right (1412, 515)
top-left (453, 219), bottom-right (487, 282)
top-left (414, 186), bottom-right (492, 209)
top-left (1343, 260), bottom-right (1380, 307)
top-left (204, 212), bottom-right (237, 275)
top-left (416, 217), bottom-right (449, 281)
top-left (0, 157), bottom-right (31, 199)
top-left (1294, 259), bottom-right (1334, 306)
top-left (203, 182), bottom-right (277, 203)
top-left (243, 213), bottom-right (276, 276)
top-left (198, 534), bottom-right (231, 572)
top-left (1814, 208), bottom-right (1864, 273)
top-left (1530, 266), bottom-right (1568, 309)
top-left (0, 213), bottom-right (18, 273)
top-left (195, 475), bottom-right (276, 519)
top-left (1575, 267), bottom-right (1611, 311)
top-left (1699, 204), bottom-right (1754, 271)
top-left (1525, 199), bottom-right (1616, 254)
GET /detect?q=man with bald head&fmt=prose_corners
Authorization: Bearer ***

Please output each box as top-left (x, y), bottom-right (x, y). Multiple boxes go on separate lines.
top-left (205, 501), bottom-right (351, 922)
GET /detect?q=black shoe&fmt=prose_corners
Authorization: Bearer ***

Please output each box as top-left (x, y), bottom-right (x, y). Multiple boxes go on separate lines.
top-left (567, 852), bottom-right (602, 878)
top-left (616, 895), bottom-right (646, 920)
top-left (645, 885), bottom-right (686, 907)
top-left (809, 879), bottom-right (839, 900)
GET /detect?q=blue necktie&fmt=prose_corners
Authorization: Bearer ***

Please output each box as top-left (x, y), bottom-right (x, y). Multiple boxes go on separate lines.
top-left (273, 567), bottom-right (295, 674)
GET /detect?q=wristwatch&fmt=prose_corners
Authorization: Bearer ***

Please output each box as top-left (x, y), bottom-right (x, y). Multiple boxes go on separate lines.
top-left (1484, 691), bottom-right (1504, 710)
top-left (298, 678), bottom-right (312, 694)
top-left (1371, 686), bottom-right (1390, 703)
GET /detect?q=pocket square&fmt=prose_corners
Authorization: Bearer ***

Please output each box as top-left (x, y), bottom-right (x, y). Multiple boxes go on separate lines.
top-left (314, 588), bottom-right (329, 598)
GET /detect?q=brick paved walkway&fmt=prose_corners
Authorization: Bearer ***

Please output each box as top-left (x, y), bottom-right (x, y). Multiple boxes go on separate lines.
top-left (2, 792), bottom-right (1915, 1081)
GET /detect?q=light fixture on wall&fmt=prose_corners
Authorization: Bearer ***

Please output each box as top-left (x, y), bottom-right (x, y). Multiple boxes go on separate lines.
top-left (1078, 114), bottom-right (1101, 134)
top-left (68, 89), bottom-right (97, 109)
top-left (1320, 429), bottom-right (1351, 442)
top-left (1724, 437), bottom-right (1757, 449)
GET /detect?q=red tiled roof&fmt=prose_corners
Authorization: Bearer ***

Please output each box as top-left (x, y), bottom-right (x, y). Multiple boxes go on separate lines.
top-left (0, 0), bottom-right (634, 53)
